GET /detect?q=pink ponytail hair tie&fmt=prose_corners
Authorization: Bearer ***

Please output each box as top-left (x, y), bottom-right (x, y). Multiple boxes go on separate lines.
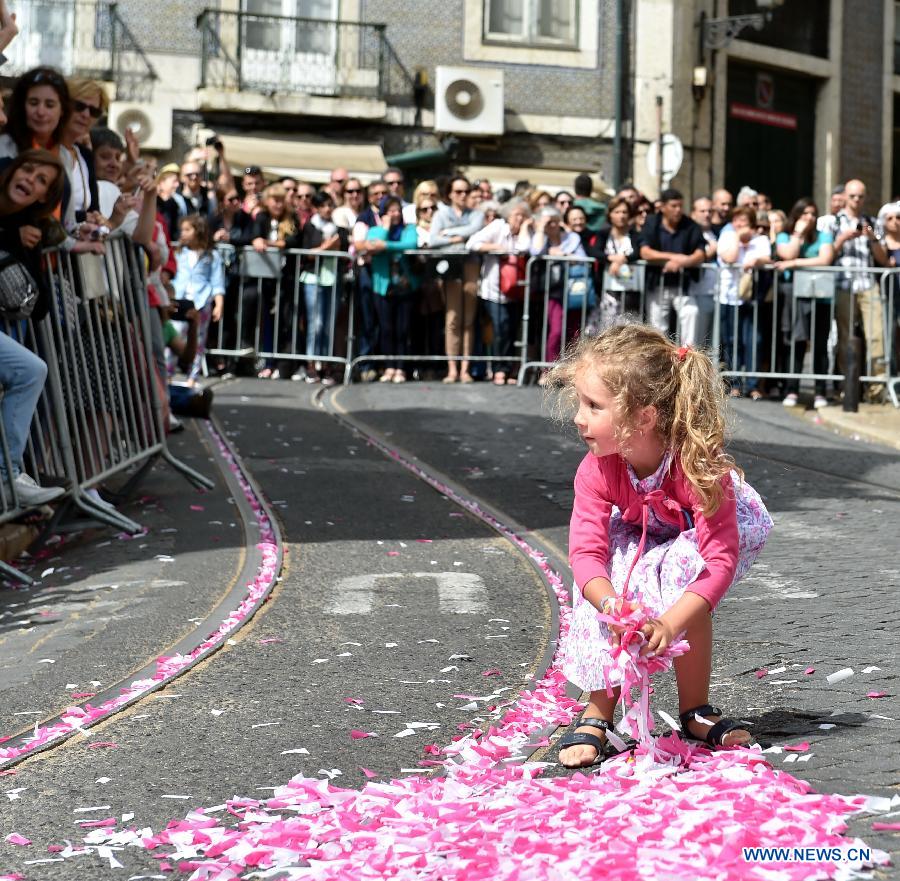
top-left (676, 345), bottom-right (691, 361)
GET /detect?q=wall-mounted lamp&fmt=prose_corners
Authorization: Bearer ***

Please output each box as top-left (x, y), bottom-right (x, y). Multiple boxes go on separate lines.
top-left (692, 65), bottom-right (708, 102)
top-left (701, 0), bottom-right (785, 51)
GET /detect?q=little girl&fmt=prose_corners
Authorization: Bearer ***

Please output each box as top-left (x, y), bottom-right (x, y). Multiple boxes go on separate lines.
top-left (549, 323), bottom-right (773, 768)
top-left (172, 214), bottom-right (225, 383)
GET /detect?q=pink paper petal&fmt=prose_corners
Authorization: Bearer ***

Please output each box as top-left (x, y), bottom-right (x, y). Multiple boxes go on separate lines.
top-left (872, 822), bottom-right (900, 831)
top-left (349, 730), bottom-right (377, 740)
top-left (87, 741), bottom-right (119, 749)
top-left (784, 741), bottom-right (811, 752)
top-left (4, 833), bottom-right (31, 846)
top-left (755, 669), bottom-right (767, 678)
top-left (866, 691), bottom-right (887, 699)
top-left (360, 767), bottom-right (378, 779)
top-left (804, 667), bottom-right (815, 674)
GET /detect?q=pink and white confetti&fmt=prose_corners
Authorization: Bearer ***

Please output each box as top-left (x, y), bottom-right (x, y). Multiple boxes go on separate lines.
top-left (51, 424), bottom-right (888, 879)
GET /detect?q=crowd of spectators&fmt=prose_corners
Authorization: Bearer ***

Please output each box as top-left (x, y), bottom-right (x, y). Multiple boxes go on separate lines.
top-left (164, 154), bottom-right (897, 403)
top-left (1, 2), bottom-right (899, 516)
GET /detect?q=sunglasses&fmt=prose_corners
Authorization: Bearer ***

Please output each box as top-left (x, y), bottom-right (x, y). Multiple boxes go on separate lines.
top-left (184, 172), bottom-right (200, 179)
top-left (452, 188), bottom-right (471, 195)
top-left (344, 187), bottom-right (362, 194)
top-left (419, 204), bottom-right (436, 212)
top-left (226, 195), bottom-right (241, 202)
top-left (385, 179), bottom-right (403, 186)
top-left (73, 99), bottom-right (102, 119)
top-left (297, 192), bottom-right (313, 199)
top-left (331, 178), bottom-right (347, 185)
top-left (30, 70), bottom-right (65, 87)
top-left (244, 166), bottom-right (262, 176)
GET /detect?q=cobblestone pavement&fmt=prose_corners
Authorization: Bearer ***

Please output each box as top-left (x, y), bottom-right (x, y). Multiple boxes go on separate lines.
top-left (0, 381), bottom-right (897, 878)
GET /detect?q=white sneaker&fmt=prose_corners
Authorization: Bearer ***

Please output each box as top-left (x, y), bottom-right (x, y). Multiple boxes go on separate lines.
top-left (813, 395), bottom-right (828, 409)
top-left (782, 393), bottom-right (799, 407)
top-left (14, 473), bottom-right (65, 507)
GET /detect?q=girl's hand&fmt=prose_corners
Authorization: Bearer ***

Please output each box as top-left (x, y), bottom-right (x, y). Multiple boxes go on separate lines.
top-left (252, 237), bottom-right (267, 253)
top-left (639, 616), bottom-right (676, 657)
top-left (19, 225), bottom-right (41, 249)
top-left (212, 296), bottom-right (224, 323)
top-left (381, 214), bottom-right (393, 230)
top-left (793, 218), bottom-right (809, 236)
top-left (774, 259), bottom-right (793, 271)
top-left (213, 228), bottom-right (230, 242)
top-left (601, 597), bottom-right (642, 648)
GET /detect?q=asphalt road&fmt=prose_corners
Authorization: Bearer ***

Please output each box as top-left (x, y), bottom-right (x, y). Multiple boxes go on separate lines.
top-left (1, 379), bottom-right (898, 878)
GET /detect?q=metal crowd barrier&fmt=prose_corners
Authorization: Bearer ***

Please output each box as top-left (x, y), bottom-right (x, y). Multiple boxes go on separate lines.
top-left (206, 245), bottom-right (352, 381)
top-left (0, 236), bottom-right (214, 583)
top-left (203, 243), bottom-right (899, 405)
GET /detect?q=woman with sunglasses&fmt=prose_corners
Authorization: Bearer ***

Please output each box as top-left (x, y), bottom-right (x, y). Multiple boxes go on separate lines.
top-left (554, 190), bottom-right (574, 219)
top-left (58, 78), bottom-right (107, 225)
top-left (428, 175), bottom-right (485, 383)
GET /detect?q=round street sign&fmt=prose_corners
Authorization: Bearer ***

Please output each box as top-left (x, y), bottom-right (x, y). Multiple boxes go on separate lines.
top-left (646, 133), bottom-right (684, 184)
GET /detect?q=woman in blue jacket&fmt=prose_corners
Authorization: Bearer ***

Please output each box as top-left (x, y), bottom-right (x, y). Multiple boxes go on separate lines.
top-left (356, 196), bottom-right (418, 383)
top-left (172, 214), bottom-right (225, 382)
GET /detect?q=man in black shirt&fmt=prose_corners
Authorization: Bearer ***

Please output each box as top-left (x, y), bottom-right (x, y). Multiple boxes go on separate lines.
top-left (639, 188), bottom-right (705, 334)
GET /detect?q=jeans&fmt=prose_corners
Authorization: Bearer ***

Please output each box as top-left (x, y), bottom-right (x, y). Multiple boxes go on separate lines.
top-left (0, 330), bottom-right (47, 476)
top-left (304, 282), bottom-right (333, 357)
top-left (373, 294), bottom-right (412, 370)
top-left (483, 298), bottom-right (522, 375)
top-left (720, 303), bottom-right (759, 393)
top-left (355, 265), bottom-right (378, 369)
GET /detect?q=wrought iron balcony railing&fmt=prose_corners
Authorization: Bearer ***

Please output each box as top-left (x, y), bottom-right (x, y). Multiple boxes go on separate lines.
top-left (196, 8), bottom-right (415, 106)
top-left (0, 0), bottom-right (157, 101)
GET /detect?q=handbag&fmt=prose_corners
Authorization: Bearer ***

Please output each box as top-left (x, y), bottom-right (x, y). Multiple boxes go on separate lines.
top-left (499, 254), bottom-right (526, 300)
top-left (793, 269), bottom-right (836, 300)
top-left (0, 250), bottom-right (40, 321)
top-left (564, 261), bottom-right (597, 312)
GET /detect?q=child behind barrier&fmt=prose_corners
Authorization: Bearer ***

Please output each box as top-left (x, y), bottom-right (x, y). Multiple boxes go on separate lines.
top-left (171, 214), bottom-right (224, 383)
top-left (547, 324), bottom-right (772, 768)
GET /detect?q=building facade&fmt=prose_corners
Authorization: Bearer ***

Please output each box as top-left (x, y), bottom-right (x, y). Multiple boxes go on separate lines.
top-left (2, 0), bottom-right (898, 206)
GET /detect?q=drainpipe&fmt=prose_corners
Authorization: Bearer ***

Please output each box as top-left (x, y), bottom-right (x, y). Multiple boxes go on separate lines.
top-left (612, 0), bottom-right (627, 189)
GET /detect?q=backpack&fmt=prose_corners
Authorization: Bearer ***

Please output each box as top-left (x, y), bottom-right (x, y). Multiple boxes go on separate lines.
top-left (0, 251), bottom-right (40, 321)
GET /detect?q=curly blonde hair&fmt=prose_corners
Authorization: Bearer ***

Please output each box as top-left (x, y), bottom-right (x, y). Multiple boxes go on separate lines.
top-left (546, 323), bottom-right (741, 515)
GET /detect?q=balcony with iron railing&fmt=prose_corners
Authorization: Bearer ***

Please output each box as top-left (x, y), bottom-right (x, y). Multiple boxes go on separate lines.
top-left (196, 8), bottom-right (415, 110)
top-left (0, 0), bottom-right (157, 100)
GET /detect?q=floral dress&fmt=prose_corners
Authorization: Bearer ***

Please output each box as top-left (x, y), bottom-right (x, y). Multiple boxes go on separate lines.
top-left (561, 452), bottom-right (772, 692)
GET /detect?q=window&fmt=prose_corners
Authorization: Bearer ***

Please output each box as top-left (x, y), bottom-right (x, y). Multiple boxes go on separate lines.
top-left (484, 0), bottom-right (577, 48)
top-left (895, 1), bottom-right (900, 75)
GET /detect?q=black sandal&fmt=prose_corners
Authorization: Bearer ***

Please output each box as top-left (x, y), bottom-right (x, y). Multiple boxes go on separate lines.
top-left (679, 704), bottom-right (752, 747)
top-left (557, 718), bottom-right (615, 766)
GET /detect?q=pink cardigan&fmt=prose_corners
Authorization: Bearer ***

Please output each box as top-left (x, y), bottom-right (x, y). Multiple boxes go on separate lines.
top-left (569, 452), bottom-right (740, 610)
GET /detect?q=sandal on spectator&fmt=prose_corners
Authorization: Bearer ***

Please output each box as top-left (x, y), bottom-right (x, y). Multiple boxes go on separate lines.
top-left (492, 371), bottom-right (507, 386)
top-left (782, 392), bottom-right (799, 407)
top-left (257, 367), bottom-right (273, 379)
top-left (728, 387), bottom-right (742, 398)
top-left (380, 368), bottom-right (396, 383)
top-left (392, 370), bottom-right (407, 383)
top-left (678, 704), bottom-right (752, 748)
top-left (749, 390), bottom-right (763, 401)
top-left (442, 374), bottom-right (458, 384)
top-left (557, 718), bottom-right (615, 768)
top-left (459, 373), bottom-right (474, 384)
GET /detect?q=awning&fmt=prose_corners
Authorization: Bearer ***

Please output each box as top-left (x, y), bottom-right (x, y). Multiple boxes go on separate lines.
top-left (460, 164), bottom-right (615, 196)
top-left (221, 133), bottom-right (386, 184)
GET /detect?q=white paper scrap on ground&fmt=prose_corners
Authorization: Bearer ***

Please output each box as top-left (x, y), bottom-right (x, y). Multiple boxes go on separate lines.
top-left (826, 668), bottom-right (854, 684)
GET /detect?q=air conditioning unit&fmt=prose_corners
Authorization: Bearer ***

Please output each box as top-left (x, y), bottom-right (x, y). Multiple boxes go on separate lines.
top-left (108, 101), bottom-right (174, 152)
top-left (435, 66), bottom-right (504, 136)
